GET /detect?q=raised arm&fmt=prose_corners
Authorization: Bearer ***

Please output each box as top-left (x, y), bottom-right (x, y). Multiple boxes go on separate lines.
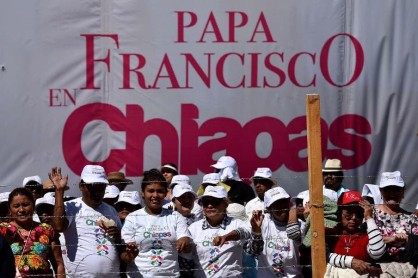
top-left (49, 167), bottom-right (69, 232)
top-left (360, 200), bottom-right (386, 260)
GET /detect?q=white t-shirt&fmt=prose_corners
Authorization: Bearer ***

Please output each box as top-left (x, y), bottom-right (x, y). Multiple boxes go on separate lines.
top-left (188, 217), bottom-right (250, 278)
top-left (63, 197), bottom-right (122, 277)
top-left (245, 196), bottom-right (264, 217)
top-left (121, 208), bottom-right (191, 278)
top-left (257, 214), bottom-right (302, 278)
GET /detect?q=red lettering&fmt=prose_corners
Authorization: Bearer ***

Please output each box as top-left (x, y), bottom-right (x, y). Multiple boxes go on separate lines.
top-left (216, 53), bottom-right (245, 88)
top-left (248, 12), bottom-right (276, 43)
top-left (81, 34), bottom-right (119, 90)
top-left (63, 104), bottom-right (372, 176)
top-left (320, 33), bottom-right (364, 87)
top-left (227, 11), bottom-right (248, 43)
top-left (175, 11), bottom-right (198, 43)
top-left (325, 114), bottom-right (371, 168)
top-left (288, 52), bottom-right (316, 87)
top-left (120, 53), bottom-right (148, 89)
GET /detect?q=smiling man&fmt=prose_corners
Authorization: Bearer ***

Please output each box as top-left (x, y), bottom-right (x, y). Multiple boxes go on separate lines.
top-left (51, 165), bottom-right (123, 278)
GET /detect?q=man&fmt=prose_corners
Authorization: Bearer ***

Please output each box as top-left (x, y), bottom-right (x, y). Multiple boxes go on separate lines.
top-left (51, 165), bottom-right (122, 278)
top-left (211, 156), bottom-right (255, 206)
top-left (107, 171), bottom-right (133, 192)
top-left (245, 167), bottom-right (276, 218)
top-left (22, 175), bottom-right (44, 200)
top-left (322, 159), bottom-right (349, 197)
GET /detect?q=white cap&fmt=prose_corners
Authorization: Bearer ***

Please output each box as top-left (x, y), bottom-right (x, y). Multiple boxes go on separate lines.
top-left (250, 167), bottom-right (277, 185)
top-left (211, 156), bottom-right (237, 169)
top-left (81, 165), bottom-right (109, 184)
top-left (23, 175), bottom-right (42, 186)
top-left (302, 188), bottom-right (338, 207)
top-left (35, 194), bottom-right (55, 209)
top-left (202, 173), bottom-right (221, 185)
top-left (104, 185), bottom-right (120, 199)
top-left (227, 203), bottom-right (248, 221)
top-left (201, 186), bottom-right (228, 199)
top-left (379, 171), bottom-right (405, 188)
top-left (172, 182), bottom-right (197, 199)
top-left (264, 187), bottom-right (290, 208)
top-left (292, 190), bottom-right (309, 201)
top-left (115, 191), bottom-right (141, 205)
top-left (0, 192), bottom-right (10, 203)
top-left (361, 184), bottom-right (383, 205)
top-left (170, 175), bottom-right (191, 187)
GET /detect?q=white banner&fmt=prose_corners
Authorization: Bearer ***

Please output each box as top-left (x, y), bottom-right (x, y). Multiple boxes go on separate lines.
top-left (0, 0), bottom-right (417, 210)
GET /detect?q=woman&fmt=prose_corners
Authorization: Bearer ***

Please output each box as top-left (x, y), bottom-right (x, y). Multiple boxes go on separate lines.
top-left (0, 187), bottom-right (63, 277)
top-left (160, 163), bottom-right (178, 185)
top-left (324, 190), bottom-right (386, 277)
top-left (188, 186), bottom-right (262, 278)
top-left (121, 169), bottom-right (191, 277)
top-left (374, 171), bottom-right (418, 262)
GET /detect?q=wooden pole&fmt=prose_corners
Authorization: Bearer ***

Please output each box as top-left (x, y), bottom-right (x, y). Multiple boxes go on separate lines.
top-left (306, 94), bottom-right (326, 277)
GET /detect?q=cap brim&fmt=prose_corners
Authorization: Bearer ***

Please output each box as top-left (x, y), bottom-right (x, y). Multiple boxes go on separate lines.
top-left (82, 178), bottom-right (109, 184)
top-left (250, 176), bottom-right (277, 185)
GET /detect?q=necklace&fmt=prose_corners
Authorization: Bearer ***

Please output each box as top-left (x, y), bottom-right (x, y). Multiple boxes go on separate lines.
top-left (343, 235), bottom-right (352, 254)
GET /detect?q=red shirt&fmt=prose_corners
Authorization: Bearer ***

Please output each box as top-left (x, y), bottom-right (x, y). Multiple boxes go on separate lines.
top-left (325, 224), bottom-right (370, 262)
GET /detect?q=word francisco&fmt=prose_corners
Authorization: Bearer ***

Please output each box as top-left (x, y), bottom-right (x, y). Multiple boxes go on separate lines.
top-left (80, 11), bottom-right (364, 90)
top-left (62, 104), bottom-right (372, 177)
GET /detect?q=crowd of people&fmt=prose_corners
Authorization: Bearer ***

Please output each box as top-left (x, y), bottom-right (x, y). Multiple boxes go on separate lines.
top-left (0, 157), bottom-right (418, 277)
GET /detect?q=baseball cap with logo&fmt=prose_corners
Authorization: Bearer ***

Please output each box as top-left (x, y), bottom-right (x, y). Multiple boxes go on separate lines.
top-left (322, 159), bottom-right (344, 172)
top-left (338, 190), bottom-right (362, 206)
top-left (264, 187), bottom-right (290, 208)
top-left (172, 182), bottom-right (197, 199)
top-left (201, 173), bottom-right (221, 185)
top-left (104, 185), bottom-right (120, 199)
top-left (23, 176), bottom-right (42, 187)
top-left (379, 171), bottom-right (404, 188)
top-left (211, 156), bottom-right (237, 170)
top-left (250, 167), bottom-right (277, 185)
top-left (201, 186), bottom-right (228, 199)
top-left (81, 165), bottom-right (109, 184)
top-left (115, 191), bottom-right (141, 205)
top-left (170, 175), bottom-right (191, 188)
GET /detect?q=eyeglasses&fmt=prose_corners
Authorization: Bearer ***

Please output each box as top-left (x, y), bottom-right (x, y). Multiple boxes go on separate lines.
top-left (201, 198), bottom-right (223, 207)
top-left (342, 210), bottom-right (364, 220)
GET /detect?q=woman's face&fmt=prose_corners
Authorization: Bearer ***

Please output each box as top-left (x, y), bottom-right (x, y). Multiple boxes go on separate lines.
top-left (341, 205), bottom-right (363, 233)
top-left (380, 186), bottom-right (404, 206)
top-left (142, 183), bottom-right (167, 213)
top-left (201, 197), bottom-right (228, 221)
top-left (161, 168), bottom-right (176, 183)
top-left (9, 194), bottom-right (34, 226)
top-left (173, 192), bottom-right (195, 216)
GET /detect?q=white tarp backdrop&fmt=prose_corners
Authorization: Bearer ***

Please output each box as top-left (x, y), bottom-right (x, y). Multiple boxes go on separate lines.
top-left (1, 1), bottom-right (417, 210)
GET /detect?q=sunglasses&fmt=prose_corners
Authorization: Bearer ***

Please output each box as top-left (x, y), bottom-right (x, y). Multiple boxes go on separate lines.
top-left (201, 197), bottom-right (223, 207)
top-left (342, 210), bottom-right (364, 220)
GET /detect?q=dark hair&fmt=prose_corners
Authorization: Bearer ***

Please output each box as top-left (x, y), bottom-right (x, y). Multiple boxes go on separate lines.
top-left (8, 187), bottom-right (35, 208)
top-left (141, 168), bottom-right (168, 192)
